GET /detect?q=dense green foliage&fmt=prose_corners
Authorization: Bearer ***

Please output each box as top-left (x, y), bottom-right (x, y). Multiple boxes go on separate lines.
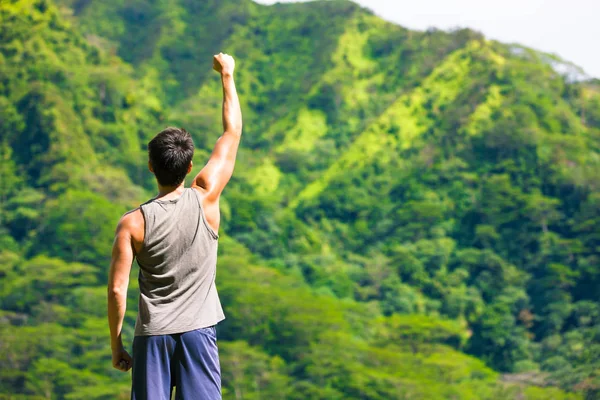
top-left (1, 0), bottom-right (600, 398)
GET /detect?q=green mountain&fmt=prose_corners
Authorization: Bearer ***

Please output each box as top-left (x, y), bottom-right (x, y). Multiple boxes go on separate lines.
top-left (1, 0), bottom-right (600, 398)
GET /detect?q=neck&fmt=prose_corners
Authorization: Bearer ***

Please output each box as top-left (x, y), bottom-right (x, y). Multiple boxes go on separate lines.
top-left (157, 181), bottom-right (185, 198)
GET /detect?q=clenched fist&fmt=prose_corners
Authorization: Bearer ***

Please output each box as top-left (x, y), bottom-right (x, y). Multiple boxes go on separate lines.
top-left (112, 346), bottom-right (132, 372)
top-left (213, 52), bottom-right (235, 77)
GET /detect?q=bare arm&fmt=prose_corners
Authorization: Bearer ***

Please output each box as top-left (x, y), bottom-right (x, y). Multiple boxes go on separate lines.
top-left (192, 53), bottom-right (242, 206)
top-left (107, 216), bottom-right (135, 371)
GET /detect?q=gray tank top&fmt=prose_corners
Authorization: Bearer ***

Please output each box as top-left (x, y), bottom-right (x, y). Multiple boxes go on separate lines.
top-left (134, 188), bottom-right (225, 336)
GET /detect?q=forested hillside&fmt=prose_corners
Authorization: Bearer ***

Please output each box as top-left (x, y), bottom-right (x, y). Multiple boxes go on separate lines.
top-left (1, 0), bottom-right (600, 398)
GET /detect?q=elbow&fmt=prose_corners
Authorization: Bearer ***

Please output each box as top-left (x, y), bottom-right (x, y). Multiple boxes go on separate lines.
top-left (231, 116), bottom-right (242, 135)
top-left (232, 123), bottom-right (243, 136)
top-left (108, 285), bottom-right (126, 300)
top-left (225, 126), bottom-right (242, 138)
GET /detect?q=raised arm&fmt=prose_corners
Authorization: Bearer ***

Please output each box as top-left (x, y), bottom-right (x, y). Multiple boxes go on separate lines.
top-left (192, 53), bottom-right (242, 205)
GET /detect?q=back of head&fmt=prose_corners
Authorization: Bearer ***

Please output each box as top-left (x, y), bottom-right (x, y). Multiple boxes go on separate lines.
top-left (148, 127), bottom-right (194, 187)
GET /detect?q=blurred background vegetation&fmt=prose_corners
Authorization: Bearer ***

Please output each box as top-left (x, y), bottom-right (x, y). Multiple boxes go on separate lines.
top-left (1, 0), bottom-right (600, 398)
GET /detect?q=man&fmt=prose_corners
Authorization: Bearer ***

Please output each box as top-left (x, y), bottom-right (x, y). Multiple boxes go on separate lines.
top-left (107, 53), bottom-right (241, 399)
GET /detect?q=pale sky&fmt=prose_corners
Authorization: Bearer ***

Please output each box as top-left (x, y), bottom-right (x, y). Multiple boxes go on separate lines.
top-left (255, 0), bottom-right (599, 78)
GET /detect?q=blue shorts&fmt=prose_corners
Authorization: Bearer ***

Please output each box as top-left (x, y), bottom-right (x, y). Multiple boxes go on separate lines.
top-left (131, 326), bottom-right (221, 400)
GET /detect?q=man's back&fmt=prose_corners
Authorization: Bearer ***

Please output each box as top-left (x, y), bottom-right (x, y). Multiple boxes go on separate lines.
top-left (135, 188), bottom-right (224, 336)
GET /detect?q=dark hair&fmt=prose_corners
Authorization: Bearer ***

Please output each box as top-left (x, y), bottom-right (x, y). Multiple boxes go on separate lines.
top-left (148, 127), bottom-right (194, 186)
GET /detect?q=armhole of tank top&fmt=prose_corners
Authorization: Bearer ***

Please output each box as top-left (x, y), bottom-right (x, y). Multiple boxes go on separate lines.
top-left (139, 204), bottom-right (149, 250)
top-left (191, 188), bottom-right (219, 240)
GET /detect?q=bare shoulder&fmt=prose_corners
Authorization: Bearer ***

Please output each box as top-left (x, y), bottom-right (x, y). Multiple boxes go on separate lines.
top-left (119, 208), bottom-right (144, 230)
top-left (117, 208), bottom-right (145, 249)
